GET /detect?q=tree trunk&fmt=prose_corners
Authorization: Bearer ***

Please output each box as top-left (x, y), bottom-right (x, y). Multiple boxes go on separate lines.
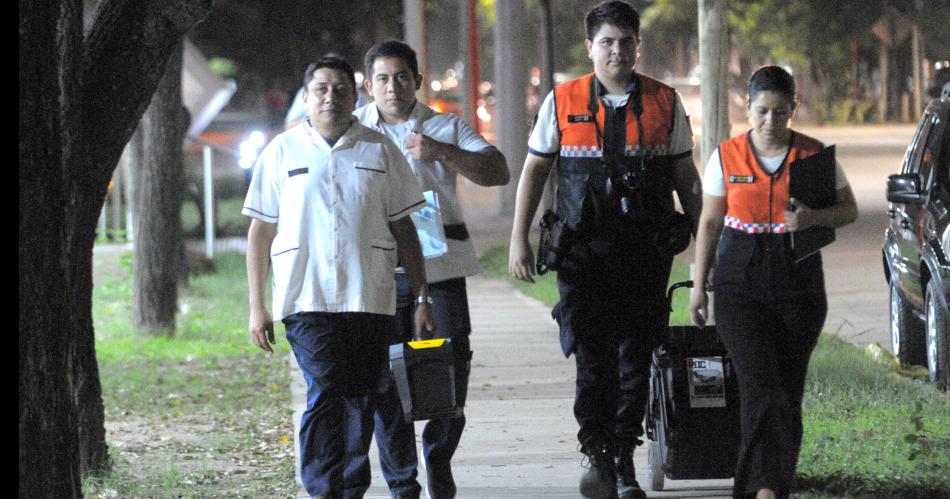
top-left (493, 0), bottom-right (530, 216)
top-left (21, 0), bottom-right (212, 492)
top-left (403, 0), bottom-right (427, 102)
top-left (19, 0), bottom-right (84, 496)
top-left (71, 191), bottom-right (112, 477)
top-left (133, 42), bottom-right (186, 334)
top-left (72, 0), bottom-right (210, 471)
top-left (698, 0), bottom-right (731, 166)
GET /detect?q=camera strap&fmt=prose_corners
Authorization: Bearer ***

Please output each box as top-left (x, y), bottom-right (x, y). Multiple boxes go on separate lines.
top-left (586, 74), bottom-right (646, 161)
top-left (587, 74), bottom-right (649, 213)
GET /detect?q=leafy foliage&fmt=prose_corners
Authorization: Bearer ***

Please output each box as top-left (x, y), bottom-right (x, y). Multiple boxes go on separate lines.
top-left (639, 0), bottom-right (950, 120)
top-left (729, 0), bottom-right (879, 77)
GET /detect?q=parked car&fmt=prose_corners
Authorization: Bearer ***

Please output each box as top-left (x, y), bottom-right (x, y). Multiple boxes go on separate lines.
top-left (883, 85), bottom-right (950, 390)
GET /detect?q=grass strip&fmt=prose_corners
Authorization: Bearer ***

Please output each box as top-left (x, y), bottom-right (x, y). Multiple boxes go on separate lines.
top-left (180, 197), bottom-right (251, 239)
top-left (479, 245), bottom-right (950, 498)
top-left (86, 251), bottom-right (296, 498)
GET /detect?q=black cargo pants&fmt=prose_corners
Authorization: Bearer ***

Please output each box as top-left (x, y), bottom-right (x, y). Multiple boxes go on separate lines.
top-left (554, 239), bottom-right (672, 455)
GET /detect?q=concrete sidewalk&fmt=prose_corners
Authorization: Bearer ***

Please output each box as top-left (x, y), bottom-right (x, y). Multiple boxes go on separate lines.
top-left (290, 276), bottom-right (733, 498)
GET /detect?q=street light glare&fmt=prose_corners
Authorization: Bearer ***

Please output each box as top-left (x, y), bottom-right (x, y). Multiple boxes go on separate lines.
top-left (249, 130), bottom-right (266, 148)
top-left (239, 130), bottom-right (266, 170)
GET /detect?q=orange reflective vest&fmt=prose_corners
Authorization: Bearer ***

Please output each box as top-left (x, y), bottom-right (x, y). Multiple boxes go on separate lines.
top-left (552, 72), bottom-right (685, 230)
top-left (719, 131), bottom-right (824, 234)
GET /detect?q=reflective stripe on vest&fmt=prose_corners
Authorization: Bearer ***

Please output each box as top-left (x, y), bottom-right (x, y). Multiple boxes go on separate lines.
top-left (719, 131), bottom-right (824, 234)
top-left (559, 144), bottom-right (675, 158)
top-left (724, 215), bottom-right (786, 234)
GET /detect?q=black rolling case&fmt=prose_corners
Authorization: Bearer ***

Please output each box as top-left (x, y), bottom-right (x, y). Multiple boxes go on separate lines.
top-left (645, 281), bottom-right (741, 491)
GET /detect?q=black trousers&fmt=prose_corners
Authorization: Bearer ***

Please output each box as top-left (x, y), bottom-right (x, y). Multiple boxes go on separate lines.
top-left (714, 231), bottom-right (827, 498)
top-left (554, 241), bottom-right (671, 454)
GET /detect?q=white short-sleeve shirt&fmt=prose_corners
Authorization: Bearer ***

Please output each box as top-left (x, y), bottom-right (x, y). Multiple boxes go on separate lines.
top-left (527, 85), bottom-right (695, 157)
top-left (354, 102), bottom-right (493, 283)
top-left (243, 119), bottom-right (425, 320)
top-left (701, 145), bottom-right (850, 197)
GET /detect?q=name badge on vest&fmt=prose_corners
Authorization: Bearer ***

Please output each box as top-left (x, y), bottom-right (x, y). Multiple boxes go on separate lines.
top-left (567, 114), bottom-right (594, 123)
top-left (728, 175), bottom-right (755, 184)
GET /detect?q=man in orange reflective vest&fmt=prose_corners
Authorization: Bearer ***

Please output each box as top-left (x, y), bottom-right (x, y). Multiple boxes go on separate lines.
top-left (508, 2), bottom-right (702, 498)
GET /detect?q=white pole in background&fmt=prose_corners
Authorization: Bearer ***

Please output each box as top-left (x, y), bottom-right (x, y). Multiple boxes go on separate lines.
top-left (203, 144), bottom-right (215, 259)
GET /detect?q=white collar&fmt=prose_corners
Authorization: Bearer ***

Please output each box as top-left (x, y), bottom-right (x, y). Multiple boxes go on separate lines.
top-left (368, 101), bottom-right (433, 132)
top-left (304, 117), bottom-right (358, 149)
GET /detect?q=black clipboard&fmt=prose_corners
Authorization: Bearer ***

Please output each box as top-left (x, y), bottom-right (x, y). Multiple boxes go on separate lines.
top-left (788, 145), bottom-right (837, 262)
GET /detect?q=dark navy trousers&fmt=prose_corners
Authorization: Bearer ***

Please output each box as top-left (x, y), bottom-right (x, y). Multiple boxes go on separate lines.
top-left (284, 312), bottom-right (391, 499)
top-left (352, 275), bottom-right (472, 499)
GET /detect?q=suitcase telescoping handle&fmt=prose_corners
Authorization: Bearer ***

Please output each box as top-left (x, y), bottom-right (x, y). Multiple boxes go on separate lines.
top-left (666, 280), bottom-right (694, 313)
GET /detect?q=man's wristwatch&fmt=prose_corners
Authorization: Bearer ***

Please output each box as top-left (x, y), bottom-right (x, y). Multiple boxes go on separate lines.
top-left (416, 294), bottom-right (433, 305)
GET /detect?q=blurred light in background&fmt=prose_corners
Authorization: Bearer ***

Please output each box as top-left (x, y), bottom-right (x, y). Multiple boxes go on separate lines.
top-left (239, 130), bottom-right (266, 169)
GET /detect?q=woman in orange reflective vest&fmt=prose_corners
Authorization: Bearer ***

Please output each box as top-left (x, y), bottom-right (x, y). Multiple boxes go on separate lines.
top-left (688, 66), bottom-right (858, 499)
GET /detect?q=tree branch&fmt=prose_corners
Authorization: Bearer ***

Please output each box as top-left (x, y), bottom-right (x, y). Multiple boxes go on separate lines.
top-left (79, 0), bottom-right (211, 186)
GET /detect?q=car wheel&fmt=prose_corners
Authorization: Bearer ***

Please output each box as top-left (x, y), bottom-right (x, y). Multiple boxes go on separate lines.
top-left (891, 279), bottom-right (925, 366)
top-left (925, 279), bottom-right (949, 390)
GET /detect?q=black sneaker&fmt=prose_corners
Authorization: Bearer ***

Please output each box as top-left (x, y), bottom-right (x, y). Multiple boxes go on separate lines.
top-left (579, 447), bottom-right (620, 499)
top-left (616, 449), bottom-right (647, 499)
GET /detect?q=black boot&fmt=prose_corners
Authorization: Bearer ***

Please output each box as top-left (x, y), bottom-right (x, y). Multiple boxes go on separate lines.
top-left (579, 445), bottom-right (619, 499)
top-left (616, 448), bottom-right (646, 499)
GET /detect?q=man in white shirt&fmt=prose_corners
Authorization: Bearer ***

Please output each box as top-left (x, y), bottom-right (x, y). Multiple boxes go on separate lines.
top-left (244, 55), bottom-right (434, 498)
top-left (353, 40), bottom-right (509, 499)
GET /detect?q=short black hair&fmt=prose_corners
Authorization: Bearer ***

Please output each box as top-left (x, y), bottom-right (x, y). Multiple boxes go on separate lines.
top-left (748, 65), bottom-right (797, 104)
top-left (585, 1), bottom-right (640, 40)
top-left (364, 40), bottom-right (420, 79)
top-left (303, 55), bottom-right (357, 94)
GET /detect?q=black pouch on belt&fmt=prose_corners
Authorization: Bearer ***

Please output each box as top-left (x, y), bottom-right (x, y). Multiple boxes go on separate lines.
top-left (536, 210), bottom-right (574, 275)
top-left (653, 211), bottom-right (692, 256)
